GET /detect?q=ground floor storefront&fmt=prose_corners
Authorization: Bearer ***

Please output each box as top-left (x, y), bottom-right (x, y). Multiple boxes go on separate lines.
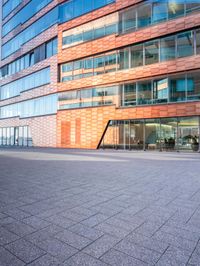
top-left (100, 116), bottom-right (200, 152)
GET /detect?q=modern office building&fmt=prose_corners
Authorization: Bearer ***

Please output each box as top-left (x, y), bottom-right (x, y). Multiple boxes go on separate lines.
top-left (0, 0), bottom-right (200, 151)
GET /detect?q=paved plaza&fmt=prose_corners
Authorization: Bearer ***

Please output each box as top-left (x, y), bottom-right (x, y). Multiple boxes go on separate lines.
top-left (0, 148), bottom-right (200, 265)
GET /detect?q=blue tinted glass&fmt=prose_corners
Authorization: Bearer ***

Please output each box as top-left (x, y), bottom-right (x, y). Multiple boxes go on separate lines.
top-left (3, 0), bottom-right (52, 36)
top-left (152, 2), bottom-right (167, 23)
top-left (105, 24), bottom-right (116, 35)
top-left (83, 0), bottom-right (93, 13)
top-left (94, 0), bottom-right (105, 9)
top-left (2, 7), bottom-right (58, 59)
top-left (59, 1), bottom-right (73, 23)
top-left (83, 30), bottom-right (93, 41)
top-left (3, 0), bottom-right (22, 18)
top-left (74, 0), bottom-right (83, 17)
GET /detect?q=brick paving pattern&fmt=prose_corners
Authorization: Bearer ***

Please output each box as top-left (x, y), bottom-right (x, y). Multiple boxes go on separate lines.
top-left (0, 148), bottom-right (200, 265)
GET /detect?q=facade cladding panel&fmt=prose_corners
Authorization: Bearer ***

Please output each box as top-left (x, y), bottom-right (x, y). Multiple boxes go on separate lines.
top-left (0, 0), bottom-right (200, 151)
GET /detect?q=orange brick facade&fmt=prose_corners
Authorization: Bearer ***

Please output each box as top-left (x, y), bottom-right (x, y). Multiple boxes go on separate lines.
top-left (56, 0), bottom-right (200, 149)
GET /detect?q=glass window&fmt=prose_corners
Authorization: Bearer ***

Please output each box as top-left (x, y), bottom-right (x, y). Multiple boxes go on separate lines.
top-left (105, 24), bottom-right (116, 35)
top-left (187, 71), bottom-right (200, 101)
top-left (94, 27), bottom-right (105, 39)
top-left (83, 30), bottom-right (93, 41)
top-left (137, 4), bottom-right (151, 28)
top-left (122, 83), bottom-right (136, 106)
top-left (196, 29), bottom-right (200, 54)
top-left (119, 48), bottom-right (130, 70)
top-left (62, 63), bottom-right (73, 72)
top-left (160, 35), bottom-right (176, 61)
top-left (82, 0), bottom-right (93, 13)
top-left (186, 0), bottom-right (200, 13)
top-left (130, 44), bottom-right (144, 68)
top-left (152, 2), bottom-right (168, 24)
top-left (137, 81), bottom-right (152, 105)
top-left (153, 78), bottom-right (168, 103)
top-left (104, 54), bottom-right (116, 73)
top-left (73, 33), bottom-right (83, 43)
top-left (94, 56), bottom-right (105, 69)
top-left (121, 7), bottom-right (136, 33)
top-left (74, 0), bottom-right (83, 17)
top-left (169, 74), bottom-right (186, 102)
top-left (177, 31), bottom-right (194, 58)
top-left (63, 35), bottom-right (73, 46)
top-left (145, 40), bottom-right (159, 65)
top-left (168, 0), bottom-right (185, 19)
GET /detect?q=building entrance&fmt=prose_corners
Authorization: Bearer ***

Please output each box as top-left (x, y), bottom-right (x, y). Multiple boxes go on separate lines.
top-left (100, 116), bottom-right (199, 152)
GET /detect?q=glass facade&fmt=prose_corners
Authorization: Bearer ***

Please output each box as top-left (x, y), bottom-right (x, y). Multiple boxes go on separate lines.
top-left (0, 68), bottom-right (50, 100)
top-left (58, 86), bottom-right (118, 110)
top-left (62, 13), bottom-right (118, 48)
top-left (0, 126), bottom-right (32, 146)
top-left (59, 70), bottom-right (200, 111)
top-left (0, 94), bottom-right (57, 119)
top-left (59, 0), bottom-right (115, 23)
top-left (61, 28), bottom-right (199, 82)
top-left (2, 0), bottom-right (22, 18)
top-left (2, 7), bottom-right (58, 59)
top-left (0, 38), bottom-right (57, 79)
top-left (2, 0), bottom-right (53, 36)
top-left (119, 0), bottom-right (200, 34)
top-left (100, 117), bottom-right (199, 151)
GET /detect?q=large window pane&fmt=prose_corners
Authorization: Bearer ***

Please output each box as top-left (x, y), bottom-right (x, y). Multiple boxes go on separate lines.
top-left (160, 36), bottom-right (176, 61)
top-left (187, 71), bottom-right (200, 101)
top-left (169, 74), bottom-right (186, 102)
top-left (177, 31), bottom-right (194, 58)
top-left (121, 7), bottom-right (136, 33)
top-left (168, 0), bottom-right (185, 19)
top-left (119, 48), bottom-right (130, 70)
top-left (152, 2), bottom-right (168, 24)
top-left (177, 117), bottom-right (199, 151)
top-left (145, 41), bottom-right (159, 65)
top-left (153, 78), bottom-right (168, 103)
top-left (137, 81), bottom-right (152, 105)
top-left (121, 84), bottom-right (136, 106)
top-left (137, 4), bottom-right (151, 28)
top-left (130, 44), bottom-right (144, 68)
top-left (186, 0), bottom-right (200, 13)
top-left (196, 29), bottom-right (200, 54)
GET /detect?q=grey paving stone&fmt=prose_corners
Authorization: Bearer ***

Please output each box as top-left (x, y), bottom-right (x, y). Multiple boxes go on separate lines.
top-left (153, 230), bottom-right (197, 252)
top-left (114, 239), bottom-right (162, 265)
top-left (27, 254), bottom-right (60, 266)
top-left (69, 223), bottom-right (104, 241)
top-left (94, 222), bottom-right (130, 238)
top-left (0, 213), bottom-right (8, 219)
top-left (45, 214), bottom-right (76, 229)
top-left (0, 246), bottom-right (25, 266)
top-left (156, 246), bottom-right (191, 266)
top-left (5, 239), bottom-right (46, 264)
top-left (25, 224), bottom-right (63, 244)
top-left (101, 248), bottom-right (147, 266)
top-left (2, 221), bottom-right (36, 237)
top-left (55, 229), bottom-right (92, 250)
top-left (83, 234), bottom-right (120, 258)
top-left (160, 224), bottom-right (200, 242)
top-left (125, 232), bottom-right (168, 253)
top-left (81, 214), bottom-right (109, 227)
top-left (2, 208), bottom-right (31, 220)
top-left (22, 216), bottom-right (51, 229)
top-left (0, 216), bottom-right (16, 226)
top-left (0, 227), bottom-right (19, 245)
top-left (1, 148), bottom-right (200, 265)
top-left (62, 252), bottom-right (108, 266)
top-left (59, 210), bottom-right (88, 222)
top-left (37, 237), bottom-right (78, 262)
